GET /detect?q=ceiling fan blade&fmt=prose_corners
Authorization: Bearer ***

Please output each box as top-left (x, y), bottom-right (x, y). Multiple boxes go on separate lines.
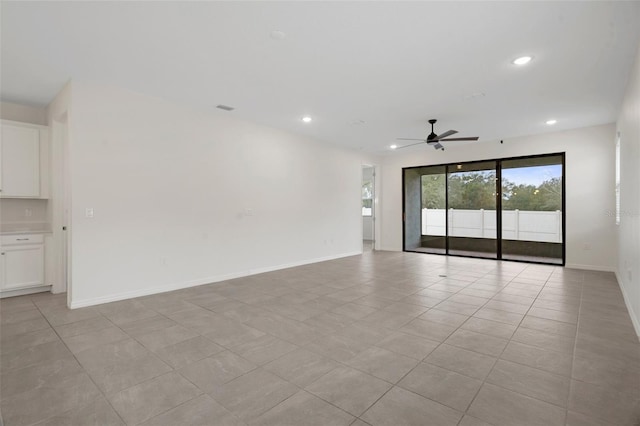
top-left (434, 130), bottom-right (457, 140)
top-left (396, 141), bottom-right (426, 149)
top-left (396, 138), bottom-right (426, 141)
top-left (439, 137), bottom-right (480, 141)
top-left (433, 142), bottom-right (444, 150)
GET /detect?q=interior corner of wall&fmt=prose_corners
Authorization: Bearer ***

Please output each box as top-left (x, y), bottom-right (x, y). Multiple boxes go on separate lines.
top-left (47, 80), bottom-right (74, 124)
top-left (615, 270), bottom-right (640, 338)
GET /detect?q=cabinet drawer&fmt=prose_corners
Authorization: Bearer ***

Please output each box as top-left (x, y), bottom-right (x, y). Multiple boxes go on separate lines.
top-left (1, 234), bottom-right (44, 246)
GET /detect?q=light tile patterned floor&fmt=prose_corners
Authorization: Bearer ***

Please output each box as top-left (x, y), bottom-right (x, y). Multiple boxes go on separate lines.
top-left (1, 251), bottom-right (639, 425)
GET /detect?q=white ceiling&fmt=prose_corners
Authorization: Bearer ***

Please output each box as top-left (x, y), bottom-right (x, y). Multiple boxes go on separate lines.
top-left (2, 1), bottom-right (639, 154)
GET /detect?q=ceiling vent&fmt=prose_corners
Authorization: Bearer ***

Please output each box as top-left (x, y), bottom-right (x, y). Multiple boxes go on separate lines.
top-left (216, 104), bottom-right (235, 111)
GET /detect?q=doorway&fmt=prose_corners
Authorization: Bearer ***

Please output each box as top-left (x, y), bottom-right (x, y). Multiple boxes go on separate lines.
top-left (403, 153), bottom-right (565, 265)
top-left (362, 165), bottom-right (375, 251)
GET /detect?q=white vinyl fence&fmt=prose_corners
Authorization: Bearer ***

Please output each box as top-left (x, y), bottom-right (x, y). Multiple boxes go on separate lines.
top-left (422, 209), bottom-right (562, 243)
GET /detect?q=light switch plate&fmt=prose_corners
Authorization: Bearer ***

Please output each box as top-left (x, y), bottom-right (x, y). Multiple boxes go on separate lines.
top-left (85, 208), bottom-right (94, 218)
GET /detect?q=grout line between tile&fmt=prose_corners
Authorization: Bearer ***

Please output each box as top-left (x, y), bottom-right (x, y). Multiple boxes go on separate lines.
top-left (28, 300), bottom-right (129, 426)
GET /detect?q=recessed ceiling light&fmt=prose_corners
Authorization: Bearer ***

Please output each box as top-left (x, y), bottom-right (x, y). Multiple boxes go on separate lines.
top-left (546, 119), bottom-right (557, 125)
top-left (270, 30), bottom-right (286, 40)
top-left (301, 116), bottom-right (312, 123)
top-left (390, 144), bottom-right (397, 149)
top-left (512, 56), bottom-right (533, 65)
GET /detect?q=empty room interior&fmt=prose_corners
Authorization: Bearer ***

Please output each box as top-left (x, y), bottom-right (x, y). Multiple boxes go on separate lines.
top-left (1, 2), bottom-right (640, 426)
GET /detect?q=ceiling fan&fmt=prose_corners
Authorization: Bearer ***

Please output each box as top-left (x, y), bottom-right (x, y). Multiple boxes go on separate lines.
top-left (397, 119), bottom-right (479, 151)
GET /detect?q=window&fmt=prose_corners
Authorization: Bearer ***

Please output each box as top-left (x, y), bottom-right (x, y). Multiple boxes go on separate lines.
top-left (616, 132), bottom-right (621, 225)
top-left (362, 180), bottom-right (373, 216)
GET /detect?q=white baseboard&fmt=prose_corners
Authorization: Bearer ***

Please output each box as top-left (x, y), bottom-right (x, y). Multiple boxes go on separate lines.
top-left (615, 270), bottom-right (640, 338)
top-left (69, 251), bottom-right (361, 309)
top-left (564, 263), bottom-right (615, 272)
top-left (0, 285), bottom-right (52, 299)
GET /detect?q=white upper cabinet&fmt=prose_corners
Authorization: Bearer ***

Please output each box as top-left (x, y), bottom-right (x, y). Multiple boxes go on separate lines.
top-left (0, 121), bottom-right (49, 198)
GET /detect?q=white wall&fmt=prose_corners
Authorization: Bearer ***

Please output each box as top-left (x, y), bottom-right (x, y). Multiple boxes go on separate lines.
top-left (63, 81), bottom-right (375, 307)
top-left (0, 101), bottom-right (47, 125)
top-left (380, 124), bottom-right (617, 271)
top-left (616, 42), bottom-right (640, 334)
top-left (363, 217), bottom-right (373, 240)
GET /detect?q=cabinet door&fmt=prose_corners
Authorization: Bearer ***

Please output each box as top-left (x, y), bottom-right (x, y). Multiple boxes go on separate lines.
top-left (1, 245), bottom-right (44, 290)
top-left (0, 124), bottom-right (40, 197)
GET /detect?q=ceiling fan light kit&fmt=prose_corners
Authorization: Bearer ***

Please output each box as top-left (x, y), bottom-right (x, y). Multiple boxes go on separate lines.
top-left (396, 119), bottom-right (480, 150)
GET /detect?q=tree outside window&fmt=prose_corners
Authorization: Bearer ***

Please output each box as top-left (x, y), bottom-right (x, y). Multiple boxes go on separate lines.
top-left (421, 168), bottom-right (562, 211)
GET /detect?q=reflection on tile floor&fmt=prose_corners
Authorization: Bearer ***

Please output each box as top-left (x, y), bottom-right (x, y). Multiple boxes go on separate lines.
top-left (1, 251), bottom-right (639, 425)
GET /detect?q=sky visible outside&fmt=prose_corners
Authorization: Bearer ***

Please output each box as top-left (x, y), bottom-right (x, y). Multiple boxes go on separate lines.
top-left (502, 165), bottom-right (562, 186)
top-left (450, 165), bottom-right (562, 186)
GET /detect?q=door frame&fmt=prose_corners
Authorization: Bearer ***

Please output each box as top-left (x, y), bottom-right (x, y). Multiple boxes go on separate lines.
top-left (362, 164), bottom-right (378, 251)
top-left (50, 112), bottom-right (72, 303)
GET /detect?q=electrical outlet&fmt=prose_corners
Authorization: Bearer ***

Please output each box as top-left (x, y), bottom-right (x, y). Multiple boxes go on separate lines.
top-left (25, 209), bottom-right (32, 217)
top-left (85, 208), bottom-right (94, 218)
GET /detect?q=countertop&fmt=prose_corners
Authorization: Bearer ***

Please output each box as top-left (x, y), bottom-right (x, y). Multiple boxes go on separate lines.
top-left (0, 223), bottom-right (53, 235)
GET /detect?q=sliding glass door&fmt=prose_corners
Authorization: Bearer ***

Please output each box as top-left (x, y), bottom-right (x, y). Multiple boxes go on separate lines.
top-left (402, 153), bottom-right (565, 266)
top-left (501, 155), bottom-right (564, 264)
top-left (420, 170), bottom-right (447, 253)
top-left (404, 165), bottom-right (446, 254)
top-left (447, 161), bottom-right (498, 259)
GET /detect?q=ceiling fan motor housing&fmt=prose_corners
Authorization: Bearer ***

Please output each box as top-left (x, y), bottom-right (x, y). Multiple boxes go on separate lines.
top-left (427, 119), bottom-right (438, 140)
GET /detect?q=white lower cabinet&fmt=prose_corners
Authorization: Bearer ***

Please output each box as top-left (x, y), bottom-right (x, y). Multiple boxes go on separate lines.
top-left (0, 234), bottom-right (46, 293)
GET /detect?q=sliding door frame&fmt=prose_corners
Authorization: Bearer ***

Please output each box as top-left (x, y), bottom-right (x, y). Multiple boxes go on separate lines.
top-left (402, 152), bottom-right (566, 266)
top-left (496, 161), bottom-right (503, 260)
